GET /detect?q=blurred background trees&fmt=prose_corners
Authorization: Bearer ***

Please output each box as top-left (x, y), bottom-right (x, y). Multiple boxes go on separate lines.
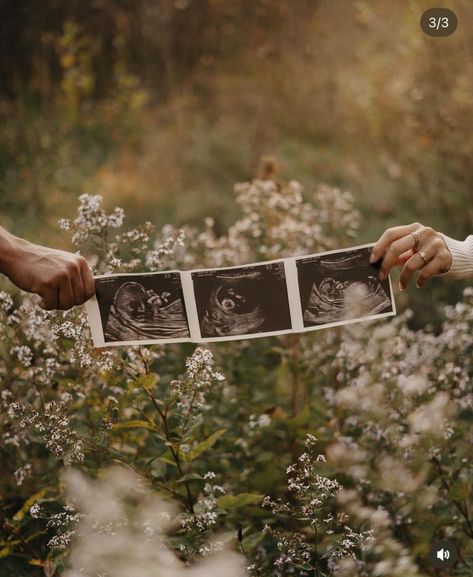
top-left (1, 0), bottom-right (472, 324)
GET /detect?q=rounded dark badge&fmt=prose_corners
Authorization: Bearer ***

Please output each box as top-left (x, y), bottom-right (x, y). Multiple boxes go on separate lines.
top-left (429, 539), bottom-right (459, 569)
top-left (421, 8), bottom-right (457, 37)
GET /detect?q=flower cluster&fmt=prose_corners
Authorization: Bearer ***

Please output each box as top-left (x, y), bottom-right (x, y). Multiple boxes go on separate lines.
top-left (8, 399), bottom-right (84, 464)
top-left (180, 177), bottom-right (360, 269)
top-left (146, 225), bottom-right (186, 271)
top-left (59, 193), bottom-right (124, 245)
top-left (262, 434), bottom-right (373, 575)
top-left (170, 347), bottom-right (225, 417)
top-left (181, 473), bottom-right (226, 533)
top-left (62, 466), bottom-right (245, 577)
top-left (1, 177), bottom-right (471, 577)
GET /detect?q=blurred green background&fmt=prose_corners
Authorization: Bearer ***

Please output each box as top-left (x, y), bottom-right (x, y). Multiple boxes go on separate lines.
top-left (1, 0), bottom-right (472, 324)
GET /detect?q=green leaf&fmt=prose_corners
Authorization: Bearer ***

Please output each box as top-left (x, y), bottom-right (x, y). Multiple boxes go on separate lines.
top-left (275, 360), bottom-right (292, 399)
top-left (183, 429), bottom-right (227, 462)
top-left (157, 457), bottom-right (177, 467)
top-left (448, 480), bottom-right (471, 501)
top-left (217, 493), bottom-right (263, 510)
top-left (286, 404), bottom-right (311, 429)
top-left (0, 545), bottom-right (14, 558)
top-left (177, 472), bottom-right (204, 483)
top-left (112, 420), bottom-right (157, 431)
top-left (241, 531), bottom-right (265, 551)
top-left (138, 373), bottom-right (159, 391)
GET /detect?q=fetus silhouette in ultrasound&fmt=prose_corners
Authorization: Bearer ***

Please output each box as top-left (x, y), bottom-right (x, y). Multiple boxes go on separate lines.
top-left (300, 250), bottom-right (392, 326)
top-left (104, 281), bottom-right (189, 342)
top-left (200, 272), bottom-right (265, 337)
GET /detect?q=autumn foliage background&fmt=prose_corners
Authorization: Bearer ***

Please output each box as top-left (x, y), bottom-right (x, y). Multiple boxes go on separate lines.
top-left (1, 1), bottom-right (473, 576)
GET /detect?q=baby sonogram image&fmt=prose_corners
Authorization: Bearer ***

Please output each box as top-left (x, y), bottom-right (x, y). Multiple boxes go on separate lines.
top-left (297, 247), bottom-right (393, 326)
top-left (192, 262), bottom-right (292, 338)
top-left (95, 273), bottom-right (189, 342)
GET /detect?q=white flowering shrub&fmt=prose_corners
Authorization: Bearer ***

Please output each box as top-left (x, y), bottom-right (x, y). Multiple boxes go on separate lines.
top-left (0, 175), bottom-right (472, 577)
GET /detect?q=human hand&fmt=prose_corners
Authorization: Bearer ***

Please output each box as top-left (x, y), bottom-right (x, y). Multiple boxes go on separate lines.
top-left (1, 237), bottom-right (95, 310)
top-left (370, 222), bottom-right (452, 291)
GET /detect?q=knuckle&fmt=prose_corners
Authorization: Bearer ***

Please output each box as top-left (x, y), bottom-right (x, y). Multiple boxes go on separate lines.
top-left (42, 279), bottom-right (57, 291)
top-left (67, 261), bottom-right (80, 275)
top-left (412, 221), bottom-right (422, 229)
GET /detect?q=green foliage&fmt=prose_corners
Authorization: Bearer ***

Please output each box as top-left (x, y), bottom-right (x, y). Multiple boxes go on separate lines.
top-left (0, 184), bottom-right (472, 577)
top-left (1, 3), bottom-right (473, 573)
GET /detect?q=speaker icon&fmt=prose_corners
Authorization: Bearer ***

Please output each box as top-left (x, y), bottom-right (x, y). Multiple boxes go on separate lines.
top-left (429, 539), bottom-right (458, 568)
top-left (436, 548), bottom-right (450, 561)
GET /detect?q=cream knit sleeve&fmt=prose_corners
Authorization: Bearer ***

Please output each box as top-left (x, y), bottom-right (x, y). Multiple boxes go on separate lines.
top-left (438, 234), bottom-right (473, 279)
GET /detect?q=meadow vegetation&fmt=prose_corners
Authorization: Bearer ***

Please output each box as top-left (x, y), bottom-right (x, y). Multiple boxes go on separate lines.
top-left (1, 2), bottom-right (473, 575)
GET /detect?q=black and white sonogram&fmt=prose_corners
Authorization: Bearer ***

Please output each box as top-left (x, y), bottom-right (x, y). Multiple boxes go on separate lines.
top-left (192, 262), bottom-right (292, 338)
top-left (95, 273), bottom-right (189, 342)
top-left (296, 247), bottom-right (393, 326)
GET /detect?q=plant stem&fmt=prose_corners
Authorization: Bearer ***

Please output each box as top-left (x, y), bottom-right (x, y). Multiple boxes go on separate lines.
top-left (142, 382), bottom-right (195, 514)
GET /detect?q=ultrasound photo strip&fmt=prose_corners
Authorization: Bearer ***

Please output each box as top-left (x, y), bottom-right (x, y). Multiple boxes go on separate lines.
top-left (85, 243), bottom-right (396, 347)
top-left (86, 271), bottom-right (191, 347)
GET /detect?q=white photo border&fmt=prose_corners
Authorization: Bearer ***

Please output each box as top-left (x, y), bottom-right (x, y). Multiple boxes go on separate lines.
top-left (85, 270), bottom-right (191, 348)
top-left (85, 243), bottom-right (396, 347)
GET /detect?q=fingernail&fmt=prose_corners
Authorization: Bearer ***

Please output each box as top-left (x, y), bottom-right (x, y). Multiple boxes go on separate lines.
top-left (399, 283), bottom-right (404, 292)
top-left (379, 272), bottom-right (385, 281)
top-left (369, 252), bottom-right (375, 263)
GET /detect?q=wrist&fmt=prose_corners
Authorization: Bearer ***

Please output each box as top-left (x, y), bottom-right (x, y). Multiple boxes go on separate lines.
top-left (0, 228), bottom-right (28, 276)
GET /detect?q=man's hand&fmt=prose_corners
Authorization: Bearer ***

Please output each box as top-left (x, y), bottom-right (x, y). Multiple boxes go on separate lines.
top-left (0, 227), bottom-right (95, 310)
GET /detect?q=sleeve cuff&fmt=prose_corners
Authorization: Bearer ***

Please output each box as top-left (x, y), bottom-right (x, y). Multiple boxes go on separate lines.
top-left (438, 234), bottom-right (473, 279)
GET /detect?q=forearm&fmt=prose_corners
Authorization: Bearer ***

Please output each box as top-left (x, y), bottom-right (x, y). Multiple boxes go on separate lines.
top-left (0, 225), bottom-right (25, 276)
top-left (439, 234), bottom-right (473, 279)
top-left (0, 225), bottom-right (95, 309)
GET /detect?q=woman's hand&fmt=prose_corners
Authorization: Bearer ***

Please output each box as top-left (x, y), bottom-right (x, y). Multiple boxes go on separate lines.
top-left (0, 229), bottom-right (95, 310)
top-left (370, 222), bottom-right (452, 291)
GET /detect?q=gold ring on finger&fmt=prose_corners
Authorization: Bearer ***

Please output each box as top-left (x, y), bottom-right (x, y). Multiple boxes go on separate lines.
top-left (418, 250), bottom-right (427, 265)
top-left (410, 231), bottom-right (420, 251)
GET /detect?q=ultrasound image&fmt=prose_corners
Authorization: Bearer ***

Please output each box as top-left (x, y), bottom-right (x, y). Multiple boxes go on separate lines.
top-left (297, 247), bottom-right (393, 326)
top-left (95, 273), bottom-right (189, 343)
top-left (192, 262), bottom-right (292, 338)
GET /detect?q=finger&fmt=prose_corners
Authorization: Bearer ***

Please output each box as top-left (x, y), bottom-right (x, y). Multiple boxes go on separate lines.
top-left (378, 235), bottom-right (417, 280)
top-left (399, 252), bottom-right (425, 291)
top-left (58, 277), bottom-right (75, 310)
top-left (39, 285), bottom-right (59, 310)
top-left (370, 222), bottom-right (421, 264)
top-left (70, 263), bottom-right (86, 306)
top-left (416, 256), bottom-right (445, 288)
top-left (395, 249), bottom-right (416, 266)
top-left (79, 259), bottom-right (95, 301)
